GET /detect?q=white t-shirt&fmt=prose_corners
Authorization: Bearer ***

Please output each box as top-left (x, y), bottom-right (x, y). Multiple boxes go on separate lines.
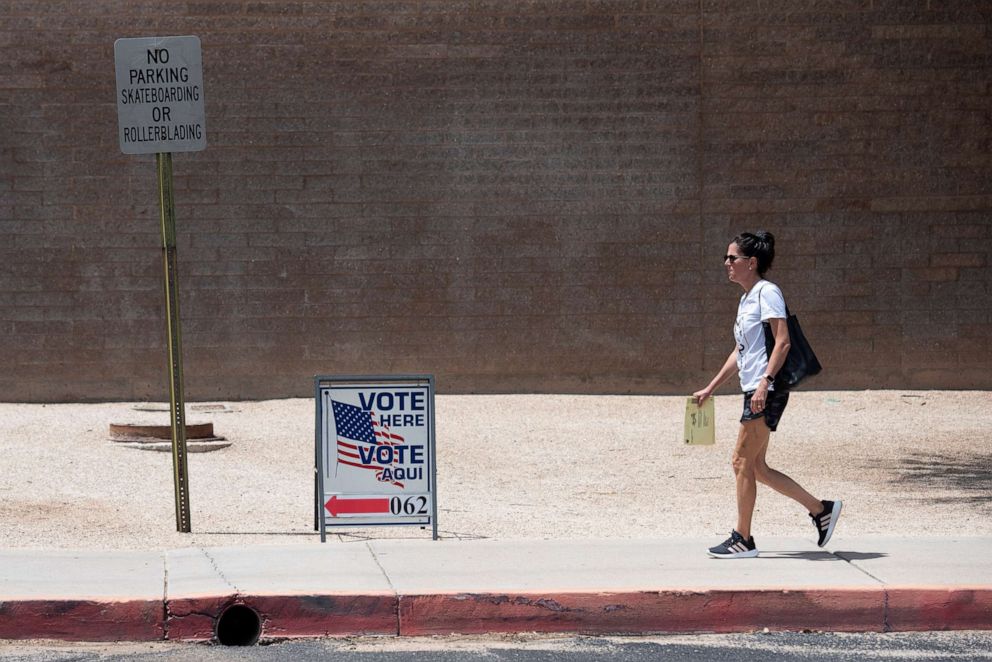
top-left (734, 280), bottom-right (787, 392)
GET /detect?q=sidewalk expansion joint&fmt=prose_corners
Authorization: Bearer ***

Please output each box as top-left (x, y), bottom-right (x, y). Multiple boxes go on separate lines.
top-left (831, 551), bottom-right (887, 585)
top-left (366, 542), bottom-right (397, 594)
top-left (366, 542), bottom-right (400, 636)
top-left (200, 547), bottom-right (240, 595)
top-left (161, 552), bottom-right (170, 641)
top-left (830, 549), bottom-right (894, 631)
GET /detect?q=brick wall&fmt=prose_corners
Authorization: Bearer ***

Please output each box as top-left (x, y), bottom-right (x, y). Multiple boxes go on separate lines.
top-left (1, 1), bottom-right (990, 401)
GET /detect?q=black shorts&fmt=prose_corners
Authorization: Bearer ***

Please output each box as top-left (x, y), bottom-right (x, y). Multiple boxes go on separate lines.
top-left (741, 389), bottom-right (790, 431)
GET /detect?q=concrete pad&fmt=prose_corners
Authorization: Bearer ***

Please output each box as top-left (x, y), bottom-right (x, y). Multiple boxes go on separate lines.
top-left (370, 538), bottom-right (882, 594)
top-left (164, 547), bottom-right (233, 599)
top-left (165, 544), bottom-right (392, 598)
top-left (830, 537), bottom-right (992, 587)
top-left (0, 549), bottom-right (164, 600)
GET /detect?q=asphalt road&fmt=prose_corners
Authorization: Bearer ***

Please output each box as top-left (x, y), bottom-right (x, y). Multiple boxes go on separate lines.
top-left (3, 632), bottom-right (992, 662)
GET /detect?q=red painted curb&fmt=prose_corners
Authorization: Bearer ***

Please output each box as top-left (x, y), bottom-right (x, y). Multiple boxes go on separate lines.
top-left (166, 594), bottom-right (397, 641)
top-left (165, 595), bottom-right (226, 641)
top-left (1, 588), bottom-right (989, 641)
top-left (887, 588), bottom-right (992, 631)
top-left (398, 589), bottom-right (886, 636)
top-left (0, 599), bottom-right (163, 642)
top-left (249, 594), bottom-right (398, 639)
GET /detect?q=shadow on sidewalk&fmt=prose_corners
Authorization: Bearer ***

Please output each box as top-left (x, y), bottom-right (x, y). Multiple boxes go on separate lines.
top-left (893, 451), bottom-right (992, 510)
top-left (759, 551), bottom-right (888, 561)
top-left (195, 531), bottom-right (314, 537)
top-left (831, 551), bottom-right (889, 561)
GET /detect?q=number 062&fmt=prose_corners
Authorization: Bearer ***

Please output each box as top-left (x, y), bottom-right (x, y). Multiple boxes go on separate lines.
top-left (390, 496), bottom-right (428, 516)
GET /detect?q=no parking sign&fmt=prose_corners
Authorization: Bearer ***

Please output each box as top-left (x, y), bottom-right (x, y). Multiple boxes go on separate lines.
top-left (315, 375), bottom-right (438, 541)
top-left (114, 35), bottom-right (206, 154)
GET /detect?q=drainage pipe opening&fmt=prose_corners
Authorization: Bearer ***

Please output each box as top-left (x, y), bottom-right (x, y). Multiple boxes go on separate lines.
top-left (215, 604), bottom-right (261, 646)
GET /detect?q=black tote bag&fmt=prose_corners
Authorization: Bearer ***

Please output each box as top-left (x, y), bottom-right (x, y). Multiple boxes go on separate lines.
top-left (759, 289), bottom-right (822, 390)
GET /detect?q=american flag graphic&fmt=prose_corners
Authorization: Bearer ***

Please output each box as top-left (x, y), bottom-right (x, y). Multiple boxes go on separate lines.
top-left (331, 400), bottom-right (405, 487)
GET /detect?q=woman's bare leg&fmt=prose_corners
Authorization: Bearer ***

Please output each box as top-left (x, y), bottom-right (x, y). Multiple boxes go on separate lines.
top-left (732, 419), bottom-right (771, 539)
top-left (754, 440), bottom-right (823, 514)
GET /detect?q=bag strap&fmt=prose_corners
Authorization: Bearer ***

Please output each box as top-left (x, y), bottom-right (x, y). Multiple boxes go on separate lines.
top-left (756, 281), bottom-right (790, 317)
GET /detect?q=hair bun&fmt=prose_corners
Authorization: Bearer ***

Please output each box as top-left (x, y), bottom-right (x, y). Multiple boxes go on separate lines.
top-left (754, 231), bottom-right (775, 248)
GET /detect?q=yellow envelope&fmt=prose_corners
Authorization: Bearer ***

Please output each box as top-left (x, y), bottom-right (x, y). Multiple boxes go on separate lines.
top-left (684, 397), bottom-right (715, 445)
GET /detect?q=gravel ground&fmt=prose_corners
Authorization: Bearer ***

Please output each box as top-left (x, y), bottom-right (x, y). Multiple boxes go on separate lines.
top-left (0, 390), bottom-right (989, 550)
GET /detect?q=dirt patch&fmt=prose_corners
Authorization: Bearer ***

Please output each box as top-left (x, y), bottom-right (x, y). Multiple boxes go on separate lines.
top-left (0, 391), bottom-right (988, 549)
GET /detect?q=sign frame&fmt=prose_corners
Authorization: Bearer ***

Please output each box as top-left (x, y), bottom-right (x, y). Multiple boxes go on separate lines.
top-left (315, 374), bottom-right (438, 542)
top-left (114, 35), bottom-right (207, 155)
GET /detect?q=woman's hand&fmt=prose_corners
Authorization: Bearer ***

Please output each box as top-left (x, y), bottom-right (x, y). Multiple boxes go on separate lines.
top-left (694, 347), bottom-right (739, 407)
top-left (750, 382), bottom-right (769, 413)
top-left (692, 388), bottom-right (712, 406)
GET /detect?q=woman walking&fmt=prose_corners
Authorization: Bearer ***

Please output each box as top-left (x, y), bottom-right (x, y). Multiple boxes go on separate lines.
top-left (693, 231), bottom-right (841, 559)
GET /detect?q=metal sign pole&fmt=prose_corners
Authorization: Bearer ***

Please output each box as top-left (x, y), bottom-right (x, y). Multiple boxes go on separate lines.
top-left (115, 36), bottom-right (203, 534)
top-left (157, 151), bottom-right (192, 533)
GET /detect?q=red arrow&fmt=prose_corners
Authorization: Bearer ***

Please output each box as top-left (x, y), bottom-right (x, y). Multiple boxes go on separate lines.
top-left (325, 496), bottom-right (390, 517)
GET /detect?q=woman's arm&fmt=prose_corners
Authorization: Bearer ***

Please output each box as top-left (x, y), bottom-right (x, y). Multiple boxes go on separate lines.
top-left (749, 317), bottom-right (791, 412)
top-left (693, 347), bottom-right (739, 405)
top-left (764, 317), bottom-right (791, 383)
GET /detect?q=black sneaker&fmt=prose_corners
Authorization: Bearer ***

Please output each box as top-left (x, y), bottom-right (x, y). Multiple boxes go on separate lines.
top-left (810, 499), bottom-right (843, 547)
top-left (707, 530), bottom-right (758, 559)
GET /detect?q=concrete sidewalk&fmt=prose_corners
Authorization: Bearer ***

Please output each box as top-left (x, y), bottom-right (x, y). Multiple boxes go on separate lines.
top-left (1, 537), bottom-right (989, 642)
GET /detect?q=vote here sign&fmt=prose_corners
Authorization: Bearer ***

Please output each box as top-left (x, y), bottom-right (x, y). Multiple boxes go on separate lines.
top-left (315, 375), bottom-right (437, 540)
top-left (114, 35), bottom-right (206, 154)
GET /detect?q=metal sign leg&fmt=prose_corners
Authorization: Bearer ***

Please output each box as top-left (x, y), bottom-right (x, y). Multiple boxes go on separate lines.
top-left (157, 152), bottom-right (192, 533)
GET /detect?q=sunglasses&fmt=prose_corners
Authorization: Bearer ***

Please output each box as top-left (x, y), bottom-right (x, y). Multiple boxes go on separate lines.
top-left (723, 255), bottom-right (751, 263)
